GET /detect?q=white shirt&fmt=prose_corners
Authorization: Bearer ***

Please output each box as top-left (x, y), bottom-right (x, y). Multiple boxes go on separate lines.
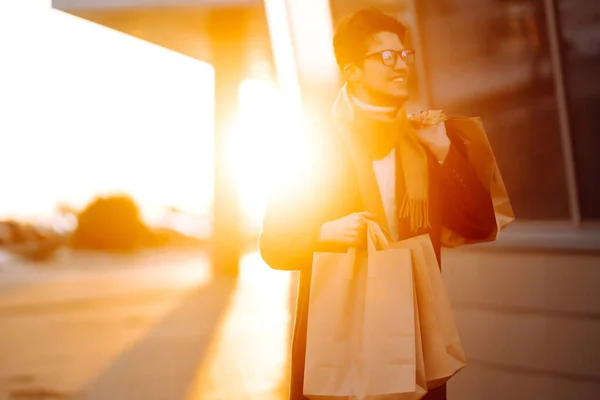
top-left (351, 95), bottom-right (399, 241)
top-left (373, 149), bottom-right (399, 242)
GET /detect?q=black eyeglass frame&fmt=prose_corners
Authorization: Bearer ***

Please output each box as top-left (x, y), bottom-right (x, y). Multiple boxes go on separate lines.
top-left (363, 49), bottom-right (416, 67)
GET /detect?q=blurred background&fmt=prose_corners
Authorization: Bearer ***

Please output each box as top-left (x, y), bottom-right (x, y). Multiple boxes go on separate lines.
top-left (0, 0), bottom-right (598, 399)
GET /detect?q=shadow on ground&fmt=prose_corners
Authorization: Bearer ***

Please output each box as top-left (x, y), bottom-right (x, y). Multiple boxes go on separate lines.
top-left (77, 276), bottom-right (236, 400)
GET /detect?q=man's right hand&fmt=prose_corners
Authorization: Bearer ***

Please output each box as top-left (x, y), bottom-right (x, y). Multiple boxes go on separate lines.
top-left (318, 212), bottom-right (376, 246)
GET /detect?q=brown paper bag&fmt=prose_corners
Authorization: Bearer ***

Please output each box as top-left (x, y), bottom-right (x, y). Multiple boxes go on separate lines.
top-left (393, 234), bottom-right (467, 389)
top-left (304, 222), bottom-right (426, 400)
top-left (442, 117), bottom-right (515, 247)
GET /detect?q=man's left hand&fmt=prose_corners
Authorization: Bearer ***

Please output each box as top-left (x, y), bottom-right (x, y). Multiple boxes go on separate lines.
top-left (409, 111), bottom-right (451, 163)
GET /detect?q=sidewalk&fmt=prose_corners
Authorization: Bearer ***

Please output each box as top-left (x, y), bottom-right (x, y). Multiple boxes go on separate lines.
top-left (0, 249), bottom-right (211, 313)
top-left (4, 240), bottom-right (596, 399)
top-left (0, 249), bottom-right (294, 400)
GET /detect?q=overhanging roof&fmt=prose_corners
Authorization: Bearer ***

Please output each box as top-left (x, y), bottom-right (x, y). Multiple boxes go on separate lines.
top-left (53, 0), bottom-right (261, 12)
top-left (51, 0), bottom-right (269, 64)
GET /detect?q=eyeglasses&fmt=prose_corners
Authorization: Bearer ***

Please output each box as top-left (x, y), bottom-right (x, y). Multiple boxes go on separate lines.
top-left (364, 49), bottom-right (415, 67)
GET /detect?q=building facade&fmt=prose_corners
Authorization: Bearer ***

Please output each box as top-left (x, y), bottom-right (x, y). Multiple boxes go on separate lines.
top-left (330, 0), bottom-right (600, 226)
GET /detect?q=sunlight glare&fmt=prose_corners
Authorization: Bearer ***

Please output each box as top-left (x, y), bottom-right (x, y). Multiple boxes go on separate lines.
top-left (233, 78), bottom-right (311, 225)
top-left (0, 1), bottom-right (214, 222)
top-left (186, 252), bottom-right (292, 399)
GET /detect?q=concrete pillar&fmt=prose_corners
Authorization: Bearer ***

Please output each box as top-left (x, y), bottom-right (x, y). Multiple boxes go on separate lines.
top-left (209, 8), bottom-right (246, 276)
top-left (285, 0), bottom-right (340, 128)
top-left (265, 0), bottom-right (339, 137)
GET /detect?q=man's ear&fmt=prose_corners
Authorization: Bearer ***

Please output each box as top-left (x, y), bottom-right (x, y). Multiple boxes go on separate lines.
top-left (343, 64), bottom-right (361, 82)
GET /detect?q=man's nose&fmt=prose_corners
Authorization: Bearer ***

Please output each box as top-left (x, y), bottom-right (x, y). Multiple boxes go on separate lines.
top-left (393, 55), bottom-right (407, 70)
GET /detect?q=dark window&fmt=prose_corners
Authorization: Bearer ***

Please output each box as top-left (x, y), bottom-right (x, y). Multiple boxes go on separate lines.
top-left (416, 0), bottom-right (571, 220)
top-left (556, 0), bottom-right (600, 220)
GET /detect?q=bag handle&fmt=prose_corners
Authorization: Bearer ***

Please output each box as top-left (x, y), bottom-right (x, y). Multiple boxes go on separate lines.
top-left (345, 220), bottom-right (389, 279)
top-left (366, 219), bottom-right (390, 252)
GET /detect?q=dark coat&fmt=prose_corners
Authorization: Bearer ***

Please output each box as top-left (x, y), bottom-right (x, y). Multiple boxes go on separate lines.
top-left (259, 123), bottom-right (496, 400)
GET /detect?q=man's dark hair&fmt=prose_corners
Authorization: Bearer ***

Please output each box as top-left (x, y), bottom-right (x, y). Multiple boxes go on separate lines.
top-left (333, 7), bottom-right (408, 70)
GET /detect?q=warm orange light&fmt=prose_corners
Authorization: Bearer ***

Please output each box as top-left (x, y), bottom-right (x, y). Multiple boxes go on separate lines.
top-left (232, 78), bottom-right (312, 225)
top-left (185, 252), bottom-right (292, 398)
top-left (0, 3), bottom-right (214, 222)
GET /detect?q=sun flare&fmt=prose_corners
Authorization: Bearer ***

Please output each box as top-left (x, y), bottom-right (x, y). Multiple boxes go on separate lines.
top-left (233, 78), bottom-right (312, 224)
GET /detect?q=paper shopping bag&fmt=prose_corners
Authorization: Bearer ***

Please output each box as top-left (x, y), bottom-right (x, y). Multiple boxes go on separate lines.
top-left (442, 117), bottom-right (515, 247)
top-left (304, 222), bottom-right (426, 400)
top-left (392, 234), bottom-right (466, 389)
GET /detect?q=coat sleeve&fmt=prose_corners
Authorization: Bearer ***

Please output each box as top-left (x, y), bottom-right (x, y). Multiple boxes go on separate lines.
top-left (259, 132), bottom-right (334, 272)
top-left (259, 177), bottom-right (324, 271)
top-left (431, 134), bottom-right (497, 240)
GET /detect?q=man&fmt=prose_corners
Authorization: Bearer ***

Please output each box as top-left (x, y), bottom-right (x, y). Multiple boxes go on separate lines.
top-left (260, 7), bottom-right (498, 400)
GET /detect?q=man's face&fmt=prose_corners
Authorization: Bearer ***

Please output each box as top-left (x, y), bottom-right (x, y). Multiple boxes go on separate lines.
top-left (352, 31), bottom-right (410, 105)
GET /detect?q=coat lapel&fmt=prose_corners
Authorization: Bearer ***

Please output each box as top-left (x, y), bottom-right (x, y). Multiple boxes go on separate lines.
top-left (337, 124), bottom-right (392, 239)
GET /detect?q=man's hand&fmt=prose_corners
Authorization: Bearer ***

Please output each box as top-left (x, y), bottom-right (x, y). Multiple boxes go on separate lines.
top-left (409, 110), bottom-right (451, 162)
top-left (318, 212), bottom-right (376, 246)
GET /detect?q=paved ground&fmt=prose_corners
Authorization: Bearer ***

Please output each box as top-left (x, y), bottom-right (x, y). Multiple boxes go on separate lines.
top-left (0, 249), bottom-right (295, 400)
top-left (0, 245), bottom-right (598, 400)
